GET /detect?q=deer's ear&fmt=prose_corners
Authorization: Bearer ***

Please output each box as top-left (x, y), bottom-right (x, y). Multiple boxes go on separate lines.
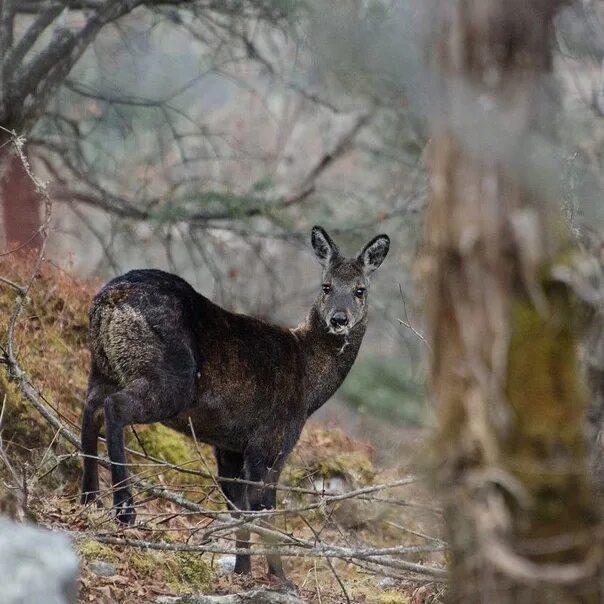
top-left (358, 234), bottom-right (390, 275)
top-left (311, 226), bottom-right (339, 266)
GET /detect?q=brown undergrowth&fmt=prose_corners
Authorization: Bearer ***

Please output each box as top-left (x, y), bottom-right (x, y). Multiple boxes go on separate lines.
top-left (0, 253), bottom-right (444, 603)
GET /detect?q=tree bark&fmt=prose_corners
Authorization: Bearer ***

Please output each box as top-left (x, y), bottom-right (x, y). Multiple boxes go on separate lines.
top-left (0, 146), bottom-right (41, 251)
top-left (421, 1), bottom-right (603, 602)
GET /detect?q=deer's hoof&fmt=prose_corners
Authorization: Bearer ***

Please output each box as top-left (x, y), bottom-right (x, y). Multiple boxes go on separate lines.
top-left (80, 490), bottom-right (98, 505)
top-left (234, 557), bottom-right (252, 575)
top-left (280, 580), bottom-right (299, 595)
top-left (113, 495), bottom-right (136, 524)
top-left (267, 573), bottom-right (298, 595)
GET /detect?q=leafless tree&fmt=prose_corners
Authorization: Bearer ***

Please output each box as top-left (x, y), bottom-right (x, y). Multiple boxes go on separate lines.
top-left (0, 2), bottom-right (298, 246)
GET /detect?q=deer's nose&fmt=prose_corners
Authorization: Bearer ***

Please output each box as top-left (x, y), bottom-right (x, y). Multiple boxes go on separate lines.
top-left (330, 312), bottom-right (349, 327)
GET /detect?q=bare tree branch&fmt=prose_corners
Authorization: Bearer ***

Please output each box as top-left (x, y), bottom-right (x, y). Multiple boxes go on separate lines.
top-left (0, 0), bottom-right (15, 114)
top-left (42, 110), bottom-right (371, 224)
top-left (2, 5), bottom-right (65, 82)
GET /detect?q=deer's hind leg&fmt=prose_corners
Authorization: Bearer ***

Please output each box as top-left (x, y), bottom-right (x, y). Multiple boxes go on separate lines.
top-left (104, 369), bottom-right (196, 524)
top-left (215, 448), bottom-right (251, 574)
top-left (81, 372), bottom-right (117, 505)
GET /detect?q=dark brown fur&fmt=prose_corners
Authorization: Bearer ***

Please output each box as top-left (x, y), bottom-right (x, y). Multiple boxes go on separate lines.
top-left (80, 226), bottom-right (389, 587)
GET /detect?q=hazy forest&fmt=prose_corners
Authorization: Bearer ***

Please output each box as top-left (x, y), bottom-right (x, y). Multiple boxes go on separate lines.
top-left (2, 1), bottom-right (604, 603)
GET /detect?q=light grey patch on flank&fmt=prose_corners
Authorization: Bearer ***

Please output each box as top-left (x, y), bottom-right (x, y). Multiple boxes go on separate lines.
top-left (99, 305), bottom-right (157, 386)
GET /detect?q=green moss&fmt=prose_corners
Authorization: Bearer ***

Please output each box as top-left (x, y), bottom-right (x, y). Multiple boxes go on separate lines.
top-left (506, 280), bottom-right (598, 559)
top-left (127, 548), bottom-right (211, 590)
top-left (128, 550), bottom-right (161, 574)
top-left (165, 552), bottom-right (211, 593)
top-left (507, 285), bottom-right (586, 470)
top-left (283, 426), bottom-right (376, 490)
top-left (283, 450), bottom-right (375, 490)
top-left (281, 465), bottom-right (308, 487)
top-left (316, 451), bottom-right (375, 484)
top-left (128, 424), bottom-right (196, 467)
top-left (0, 371), bottom-right (53, 448)
top-left (125, 424), bottom-right (218, 506)
top-left (76, 539), bottom-right (119, 563)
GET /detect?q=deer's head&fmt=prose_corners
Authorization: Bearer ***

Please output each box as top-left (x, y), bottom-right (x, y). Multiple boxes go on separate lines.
top-left (311, 226), bottom-right (390, 336)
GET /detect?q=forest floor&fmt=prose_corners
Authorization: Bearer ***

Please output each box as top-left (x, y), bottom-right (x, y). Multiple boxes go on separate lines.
top-left (0, 254), bottom-right (445, 604)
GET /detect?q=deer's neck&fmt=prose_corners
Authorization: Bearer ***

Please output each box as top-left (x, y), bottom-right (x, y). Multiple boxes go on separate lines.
top-left (293, 304), bottom-right (366, 416)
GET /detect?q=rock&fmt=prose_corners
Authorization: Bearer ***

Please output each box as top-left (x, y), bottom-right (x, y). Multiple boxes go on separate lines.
top-left (0, 519), bottom-right (79, 604)
top-left (310, 474), bottom-right (381, 528)
top-left (155, 590), bottom-right (306, 604)
top-left (215, 555), bottom-right (237, 576)
top-left (311, 475), bottom-right (349, 494)
top-left (377, 577), bottom-right (398, 589)
top-left (88, 560), bottom-right (117, 577)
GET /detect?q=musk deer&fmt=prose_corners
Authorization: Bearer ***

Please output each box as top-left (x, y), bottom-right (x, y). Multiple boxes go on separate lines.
top-left (80, 226), bottom-right (390, 586)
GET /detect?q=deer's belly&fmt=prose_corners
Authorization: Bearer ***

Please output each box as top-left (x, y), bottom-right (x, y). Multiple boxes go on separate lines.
top-left (162, 386), bottom-right (280, 452)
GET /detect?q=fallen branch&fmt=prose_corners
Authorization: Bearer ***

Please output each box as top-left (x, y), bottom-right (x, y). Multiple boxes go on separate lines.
top-left (81, 534), bottom-right (446, 580)
top-left (155, 589), bottom-right (305, 604)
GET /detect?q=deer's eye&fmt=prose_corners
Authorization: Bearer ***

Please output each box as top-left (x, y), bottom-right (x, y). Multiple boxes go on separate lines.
top-left (322, 284), bottom-right (332, 294)
top-left (355, 287), bottom-right (366, 298)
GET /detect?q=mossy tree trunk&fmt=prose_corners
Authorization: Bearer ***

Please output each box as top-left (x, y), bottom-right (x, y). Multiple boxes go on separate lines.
top-left (421, 1), bottom-right (603, 601)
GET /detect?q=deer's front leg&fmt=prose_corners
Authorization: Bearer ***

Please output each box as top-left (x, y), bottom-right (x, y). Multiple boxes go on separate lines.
top-left (215, 448), bottom-right (251, 574)
top-left (245, 449), bottom-right (294, 590)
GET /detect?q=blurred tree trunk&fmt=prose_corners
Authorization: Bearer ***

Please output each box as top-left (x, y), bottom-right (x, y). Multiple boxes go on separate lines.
top-left (421, 1), bottom-right (602, 602)
top-left (0, 146), bottom-right (41, 251)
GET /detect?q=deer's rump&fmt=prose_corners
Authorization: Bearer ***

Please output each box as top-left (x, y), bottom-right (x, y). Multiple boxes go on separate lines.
top-left (88, 269), bottom-right (200, 390)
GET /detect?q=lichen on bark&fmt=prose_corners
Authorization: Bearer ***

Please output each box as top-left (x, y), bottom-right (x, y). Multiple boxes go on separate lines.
top-left (506, 282), bottom-right (599, 563)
